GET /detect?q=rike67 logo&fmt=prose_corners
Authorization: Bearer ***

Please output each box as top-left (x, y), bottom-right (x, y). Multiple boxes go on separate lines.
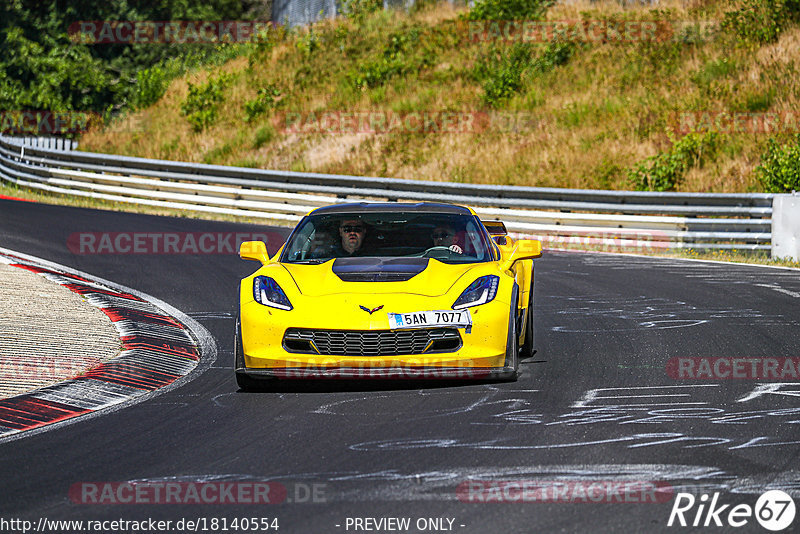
top-left (668, 490), bottom-right (796, 531)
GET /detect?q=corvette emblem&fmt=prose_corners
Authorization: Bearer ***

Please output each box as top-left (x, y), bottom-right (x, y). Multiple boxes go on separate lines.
top-left (359, 305), bottom-right (384, 314)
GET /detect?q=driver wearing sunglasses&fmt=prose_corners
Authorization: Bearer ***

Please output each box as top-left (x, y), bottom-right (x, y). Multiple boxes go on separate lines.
top-left (336, 219), bottom-right (367, 256)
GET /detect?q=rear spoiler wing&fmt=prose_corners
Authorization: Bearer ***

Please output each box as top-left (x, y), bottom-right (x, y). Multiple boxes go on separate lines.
top-left (482, 220), bottom-right (509, 245)
top-left (482, 220), bottom-right (507, 237)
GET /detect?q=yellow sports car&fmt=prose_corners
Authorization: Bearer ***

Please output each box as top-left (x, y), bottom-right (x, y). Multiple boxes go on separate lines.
top-left (235, 202), bottom-right (541, 389)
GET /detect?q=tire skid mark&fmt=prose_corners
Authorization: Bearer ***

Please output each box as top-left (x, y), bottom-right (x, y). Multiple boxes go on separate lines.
top-left (0, 251), bottom-right (201, 439)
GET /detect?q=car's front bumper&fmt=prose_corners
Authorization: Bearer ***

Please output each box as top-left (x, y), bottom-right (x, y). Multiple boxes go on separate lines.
top-left (239, 290), bottom-right (514, 371)
top-left (235, 364), bottom-right (517, 381)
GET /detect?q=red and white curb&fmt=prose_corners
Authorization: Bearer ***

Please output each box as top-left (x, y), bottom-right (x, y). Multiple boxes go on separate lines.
top-left (0, 247), bottom-right (216, 442)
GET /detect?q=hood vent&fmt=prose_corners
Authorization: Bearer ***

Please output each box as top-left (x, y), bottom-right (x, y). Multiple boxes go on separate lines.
top-left (332, 257), bottom-right (428, 282)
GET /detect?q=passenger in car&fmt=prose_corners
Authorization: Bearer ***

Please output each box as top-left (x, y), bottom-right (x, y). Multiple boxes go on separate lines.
top-left (431, 224), bottom-right (463, 254)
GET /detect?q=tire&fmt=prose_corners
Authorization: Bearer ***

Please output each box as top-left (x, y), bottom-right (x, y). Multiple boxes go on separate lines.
top-left (500, 287), bottom-right (519, 382)
top-left (520, 281), bottom-right (535, 359)
top-left (234, 316), bottom-right (262, 392)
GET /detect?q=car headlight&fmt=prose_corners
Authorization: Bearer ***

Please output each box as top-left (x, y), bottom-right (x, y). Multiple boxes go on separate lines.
top-left (452, 275), bottom-right (499, 309)
top-left (253, 276), bottom-right (293, 310)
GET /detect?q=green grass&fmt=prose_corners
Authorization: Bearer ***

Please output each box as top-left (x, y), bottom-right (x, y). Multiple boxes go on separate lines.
top-left (665, 248), bottom-right (800, 269)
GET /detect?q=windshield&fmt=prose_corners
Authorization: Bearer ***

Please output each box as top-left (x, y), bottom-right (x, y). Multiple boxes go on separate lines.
top-left (281, 212), bottom-right (496, 264)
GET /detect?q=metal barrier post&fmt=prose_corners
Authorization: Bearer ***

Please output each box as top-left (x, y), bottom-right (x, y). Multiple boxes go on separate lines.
top-left (771, 193), bottom-right (800, 261)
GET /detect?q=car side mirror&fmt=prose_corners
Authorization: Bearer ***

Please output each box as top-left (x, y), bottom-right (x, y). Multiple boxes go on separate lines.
top-left (240, 241), bottom-right (270, 264)
top-left (500, 239), bottom-right (542, 271)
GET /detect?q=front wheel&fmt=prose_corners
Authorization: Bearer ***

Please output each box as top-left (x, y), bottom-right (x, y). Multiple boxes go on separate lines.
top-left (500, 291), bottom-right (519, 382)
top-left (519, 283), bottom-right (535, 359)
top-left (234, 317), bottom-right (263, 392)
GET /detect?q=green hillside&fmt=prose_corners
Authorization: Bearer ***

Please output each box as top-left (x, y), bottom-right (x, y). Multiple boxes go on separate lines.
top-left (79, 0), bottom-right (800, 193)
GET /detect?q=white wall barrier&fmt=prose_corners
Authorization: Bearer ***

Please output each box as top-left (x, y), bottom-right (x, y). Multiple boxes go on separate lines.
top-left (772, 193), bottom-right (800, 261)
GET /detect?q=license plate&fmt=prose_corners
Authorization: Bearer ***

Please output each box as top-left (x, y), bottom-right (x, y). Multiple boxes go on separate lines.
top-left (388, 310), bottom-right (472, 329)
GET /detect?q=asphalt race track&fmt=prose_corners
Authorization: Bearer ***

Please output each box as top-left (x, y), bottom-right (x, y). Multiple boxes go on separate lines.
top-left (1, 198), bottom-right (800, 533)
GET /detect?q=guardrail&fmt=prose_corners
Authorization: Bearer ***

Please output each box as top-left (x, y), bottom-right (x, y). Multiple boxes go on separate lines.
top-left (0, 135), bottom-right (773, 252)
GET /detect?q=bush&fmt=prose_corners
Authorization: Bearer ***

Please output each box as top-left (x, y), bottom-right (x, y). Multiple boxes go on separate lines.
top-left (296, 27), bottom-right (320, 56)
top-left (690, 58), bottom-right (737, 89)
top-left (628, 132), bottom-right (721, 191)
top-left (532, 40), bottom-right (575, 73)
top-left (756, 136), bottom-right (800, 192)
top-left (467, 0), bottom-right (554, 20)
top-left (133, 48), bottom-right (241, 113)
top-left (476, 40), bottom-right (573, 107)
top-left (247, 24), bottom-right (288, 68)
top-left (478, 43), bottom-right (534, 107)
top-left (134, 66), bottom-right (170, 109)
top-left (351, 27), bottom-right (434, 90)
top-left (0, 27), bottom-right (114, 113)
top-left (253, 125), bottom-right (276, 148)
top-left (245, 85), bottom-right (283, 122)
top-left (180, 73), bottom-right (232, 132)
top-left (341, 0), bottom-right (383, 23)
top-left (594, 158), bottom-right (623, 189)
top-left (202, 142), bottom-right (233, 164)
top-left (722, 0), bottom-right (800, 44)
top-left (352, 58), bottom-right (403, 90)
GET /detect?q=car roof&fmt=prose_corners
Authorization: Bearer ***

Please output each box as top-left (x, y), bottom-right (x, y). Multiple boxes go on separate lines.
top-left (309, 202), bottom-right (474, 216)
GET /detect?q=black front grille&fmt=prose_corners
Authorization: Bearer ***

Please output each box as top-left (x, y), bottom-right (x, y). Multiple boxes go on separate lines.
top-left (283, 328), bottom-right (462, 356)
